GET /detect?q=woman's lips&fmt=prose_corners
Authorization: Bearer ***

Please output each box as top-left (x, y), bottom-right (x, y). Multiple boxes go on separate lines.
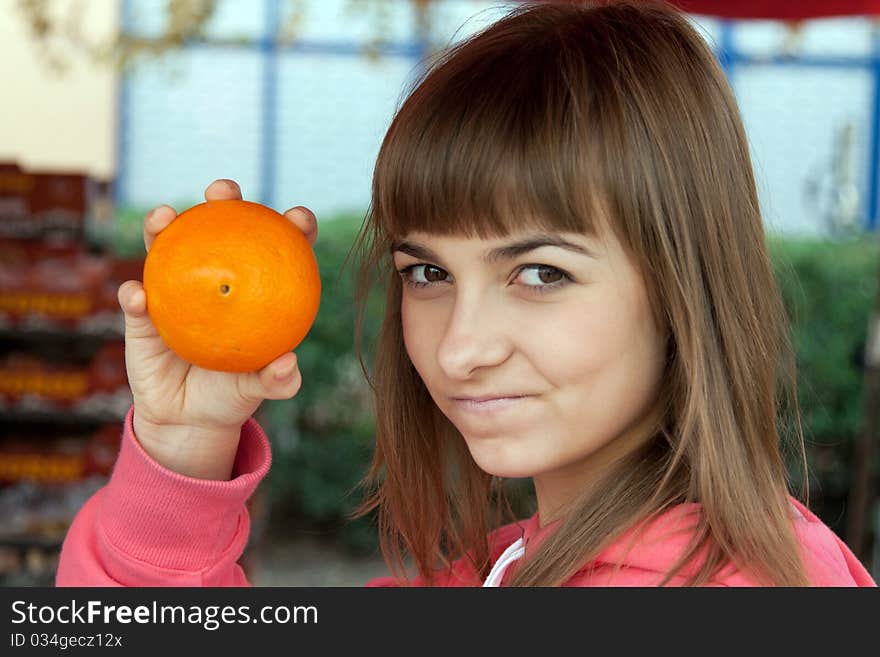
top-left (451, 396), bottom-right (532, 414)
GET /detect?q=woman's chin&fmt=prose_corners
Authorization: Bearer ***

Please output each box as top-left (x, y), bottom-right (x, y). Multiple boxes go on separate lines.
top-left (464, 442), bottom-right (538, 479)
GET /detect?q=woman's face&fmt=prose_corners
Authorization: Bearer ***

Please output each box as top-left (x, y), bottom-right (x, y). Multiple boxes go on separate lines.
top-left (392, 224), bottom-right (668, 520)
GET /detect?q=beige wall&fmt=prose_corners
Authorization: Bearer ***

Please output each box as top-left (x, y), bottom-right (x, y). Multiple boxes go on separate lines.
top-left (0, 0), bottom-right (119, 180)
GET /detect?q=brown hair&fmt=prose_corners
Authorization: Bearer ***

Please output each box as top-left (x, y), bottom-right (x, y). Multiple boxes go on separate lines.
top-left (350, 0), bottom-right (810, 586)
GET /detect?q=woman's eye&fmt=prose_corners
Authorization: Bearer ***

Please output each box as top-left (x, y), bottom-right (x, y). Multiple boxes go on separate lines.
top-left (515, 265), bottom-right (571, 293)
top-left (397, 264), bottom-right (448, 288)
top-left (397, 263), bottom-right (571, 294)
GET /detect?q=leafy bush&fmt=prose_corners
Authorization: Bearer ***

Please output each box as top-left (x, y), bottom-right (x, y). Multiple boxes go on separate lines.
top-left (258, 213), bottom-right (384, 552)
top-left (769, 232), bottom-right (879, 540)
top-left (262, 223), bottom-right (878, 553)
top-left (108, 206), bottom-right (880, 555)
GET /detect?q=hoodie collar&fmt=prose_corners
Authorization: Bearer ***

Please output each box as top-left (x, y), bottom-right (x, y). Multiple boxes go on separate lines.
top-left (506, 498), bottom-right (875, 586)
top-left (504, 502), bottom-right (709, 585)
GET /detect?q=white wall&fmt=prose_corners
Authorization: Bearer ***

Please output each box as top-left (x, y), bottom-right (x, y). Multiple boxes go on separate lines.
top-left (0, 0), bottom-right (119, 180)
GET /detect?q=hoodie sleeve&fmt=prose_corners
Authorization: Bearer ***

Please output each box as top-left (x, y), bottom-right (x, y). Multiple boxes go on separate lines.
top-left (56, 405), bottom-right (271, 587)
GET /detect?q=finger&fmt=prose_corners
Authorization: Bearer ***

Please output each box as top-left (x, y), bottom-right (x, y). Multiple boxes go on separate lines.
top-left (143, 205), bottom-right (177, 252)
top-left (283, 206), bottom-right (318, 246)
top-left (205, 179), bottom-right (242, 202)
top-left (240, 352), bottom-right (303, 402)
top-left (118, 280), bottom-right (157, 340)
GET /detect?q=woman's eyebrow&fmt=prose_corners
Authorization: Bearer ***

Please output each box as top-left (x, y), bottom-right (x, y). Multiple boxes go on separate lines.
top-left (390, 235), bottom-right (596, 263)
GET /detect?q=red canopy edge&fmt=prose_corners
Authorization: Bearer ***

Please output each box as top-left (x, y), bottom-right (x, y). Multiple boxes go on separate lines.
top-left (669, 1), bottom-right (880, 20)
top-left (535, 1), bottom-right (880, 19)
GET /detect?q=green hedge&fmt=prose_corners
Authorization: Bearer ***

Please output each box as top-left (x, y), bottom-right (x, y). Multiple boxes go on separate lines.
top-left (769, 233), bottom-right (879, 537)
top-left (258, 213), bottom-right (384, 551)
top-left (106, 208), bottom-right (880, 554)
top-left (262, 222), bottom-right (878, 553)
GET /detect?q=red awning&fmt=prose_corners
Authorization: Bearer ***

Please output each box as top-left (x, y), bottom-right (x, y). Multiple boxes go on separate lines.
top-left (671, 1), bottom-right (880, 19)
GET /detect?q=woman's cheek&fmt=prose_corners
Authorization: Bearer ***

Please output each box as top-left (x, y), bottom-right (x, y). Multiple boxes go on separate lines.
top-left (401, 299), bottom-right (437, 373)
top-left (525, 304), bottom-right (608, 372)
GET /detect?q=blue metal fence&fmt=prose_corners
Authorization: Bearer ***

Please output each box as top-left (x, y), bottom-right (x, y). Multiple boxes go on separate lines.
top-left (119, 0), bottom-right (431, 216)
top-left (118, 1), bottom-right (879, 233)
top-left (719, 20), bottom-right (880, 231)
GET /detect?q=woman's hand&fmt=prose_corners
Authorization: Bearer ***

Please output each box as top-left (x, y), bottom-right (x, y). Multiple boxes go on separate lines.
top-left (118, 179), bottom-right (318, 479)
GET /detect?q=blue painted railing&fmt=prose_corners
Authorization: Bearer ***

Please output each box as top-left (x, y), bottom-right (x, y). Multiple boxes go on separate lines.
top-left (716, 21), bottom-right (880, 231)
top-left (117, 3), bottom-right (879, 230)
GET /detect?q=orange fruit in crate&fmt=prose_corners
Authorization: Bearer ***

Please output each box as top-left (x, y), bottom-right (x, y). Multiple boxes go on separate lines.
top-left (142, 199), bottom-right (321, 373)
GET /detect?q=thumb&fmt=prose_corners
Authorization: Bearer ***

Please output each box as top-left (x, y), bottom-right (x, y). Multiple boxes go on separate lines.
top-left (118, 280), bottom-right (158, 339)
top-left (239, 352), bottom-right (303, 402)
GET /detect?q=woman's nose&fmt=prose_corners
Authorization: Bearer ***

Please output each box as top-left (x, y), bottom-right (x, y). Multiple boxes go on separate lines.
top-left (435, 293), bottom-right (512, 380)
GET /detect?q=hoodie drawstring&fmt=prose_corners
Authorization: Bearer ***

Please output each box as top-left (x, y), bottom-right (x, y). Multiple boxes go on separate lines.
top-left (482, 537), bottom-right (526, 587)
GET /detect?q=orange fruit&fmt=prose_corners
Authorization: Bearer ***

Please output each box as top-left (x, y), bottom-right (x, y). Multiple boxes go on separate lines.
top-left (142, 199), bottom-right (321, 373)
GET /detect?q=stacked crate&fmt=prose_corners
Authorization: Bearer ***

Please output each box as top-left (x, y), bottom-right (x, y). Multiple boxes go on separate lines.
top-left (0, 162), bottom-right (143, 585)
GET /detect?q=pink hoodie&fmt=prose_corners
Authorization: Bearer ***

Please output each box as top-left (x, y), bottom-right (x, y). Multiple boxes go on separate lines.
top-left (56, 406), bottom-right (876, 587)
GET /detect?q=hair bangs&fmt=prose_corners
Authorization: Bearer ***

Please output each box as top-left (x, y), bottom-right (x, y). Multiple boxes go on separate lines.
top-left (371, 12), bottom-right (607, 243)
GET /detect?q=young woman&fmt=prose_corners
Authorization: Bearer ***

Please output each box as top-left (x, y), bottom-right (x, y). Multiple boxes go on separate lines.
top-left (57, 0), bottom-right (875, 587)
